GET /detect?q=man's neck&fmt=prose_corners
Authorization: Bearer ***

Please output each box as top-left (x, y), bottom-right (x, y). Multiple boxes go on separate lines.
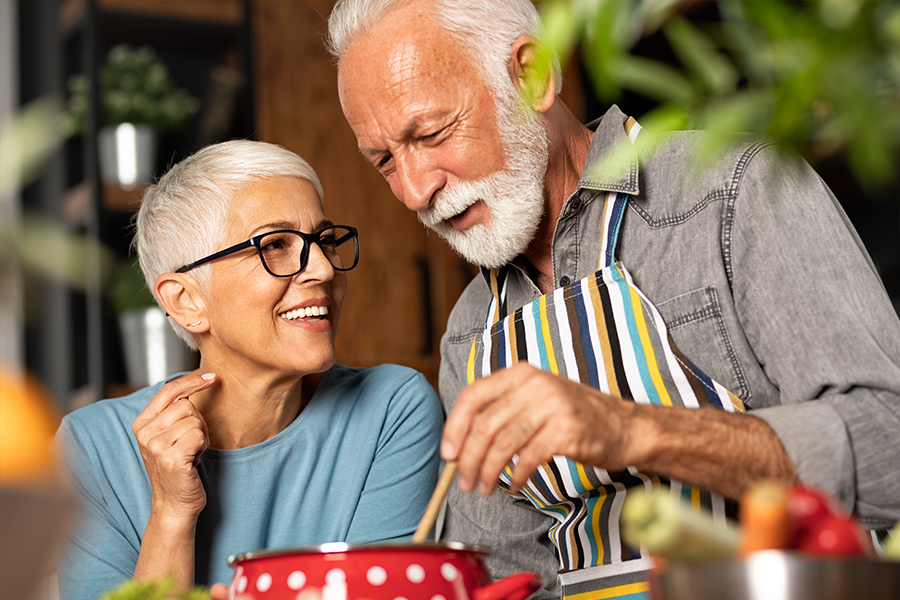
top-left (525, 101), bottom-right (594, 294)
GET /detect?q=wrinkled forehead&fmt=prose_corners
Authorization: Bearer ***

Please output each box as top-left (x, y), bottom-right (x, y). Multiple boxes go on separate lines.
top-left (337, 4), bottom-right (481, 108)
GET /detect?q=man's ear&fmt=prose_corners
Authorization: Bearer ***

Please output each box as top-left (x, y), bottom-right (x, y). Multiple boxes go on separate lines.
top-left (155, 273), bottom-right (209, 332)
top-left (510, 35), bottom-right (556, 114)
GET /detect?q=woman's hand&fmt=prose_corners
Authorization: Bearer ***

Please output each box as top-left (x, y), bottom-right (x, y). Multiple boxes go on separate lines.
top-left (132, 373), bottom-right (216, 522)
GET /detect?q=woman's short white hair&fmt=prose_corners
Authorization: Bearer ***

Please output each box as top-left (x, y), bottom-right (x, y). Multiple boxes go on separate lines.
top-left (134, 139), bottom-right (324, 350)
top-left (326, 0), bottom-right (562, 102)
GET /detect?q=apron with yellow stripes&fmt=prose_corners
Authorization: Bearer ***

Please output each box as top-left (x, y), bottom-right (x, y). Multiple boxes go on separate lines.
top-left (466, 190), bottom-right (745, 600)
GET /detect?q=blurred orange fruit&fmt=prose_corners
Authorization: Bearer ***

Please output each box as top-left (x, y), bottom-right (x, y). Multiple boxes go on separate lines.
top-left (0, 364), bottom-right (61, 483)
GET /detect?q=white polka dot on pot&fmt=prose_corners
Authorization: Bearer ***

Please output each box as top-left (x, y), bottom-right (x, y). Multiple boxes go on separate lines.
top-left (235, 576), bottom-right (249, 594)
top-left (406, 563), bottom-right (426, 583)
top-left (431, 596), bottom-right (447, 600)
top-left (391, 597), bottom-right (409, 600)
top-left (440, 563), bottom-right (458, 582)
top-left (287, 570), bottom-right (307, 590)
top-left (366, 565), bottom-right (388, 586)
top-left (325, 568), bottom-right (347, 584)
top-left (256, 573), bottom-right (273, 593)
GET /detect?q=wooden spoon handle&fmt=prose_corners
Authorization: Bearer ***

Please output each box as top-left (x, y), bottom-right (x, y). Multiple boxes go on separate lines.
top-left (412, 460), bottom-right (458, 543)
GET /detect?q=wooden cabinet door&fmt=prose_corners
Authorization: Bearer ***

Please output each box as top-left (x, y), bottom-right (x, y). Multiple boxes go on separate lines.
top-left (252, 0), bottom-right (475, 388)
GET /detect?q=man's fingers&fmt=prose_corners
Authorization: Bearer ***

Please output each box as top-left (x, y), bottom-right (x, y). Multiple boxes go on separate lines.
top-left (443, 363), bottom-right (536, 460)
top-left (455, 367), bottom-right (562, 493)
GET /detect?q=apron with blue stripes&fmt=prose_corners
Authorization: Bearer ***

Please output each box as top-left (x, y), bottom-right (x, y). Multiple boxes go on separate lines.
top-left (466, 190), bottom-right (746, 600)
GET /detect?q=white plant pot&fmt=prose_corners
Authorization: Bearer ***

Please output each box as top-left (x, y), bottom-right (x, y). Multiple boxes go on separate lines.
top-left (119, 306), bottom-right (196, 386)
top-left (98, 123), bottom-right (158, 187)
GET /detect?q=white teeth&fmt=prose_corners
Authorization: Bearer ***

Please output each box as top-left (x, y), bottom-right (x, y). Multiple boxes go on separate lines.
top-left (280, 306), bottom-right (329, 320)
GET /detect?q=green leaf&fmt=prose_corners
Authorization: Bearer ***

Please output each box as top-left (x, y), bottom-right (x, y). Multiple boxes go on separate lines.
top-left (611, 54), bottom-right (698, 107)
top-left (664, 17), bottom-right (739, 95)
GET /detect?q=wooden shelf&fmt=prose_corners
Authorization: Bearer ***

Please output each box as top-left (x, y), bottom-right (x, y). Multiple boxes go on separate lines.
top-left (103, 183), bottom-right (147, 212)
top-left (60, 0), bottom-right (244, 31)
top-left (63, 182), bottom-right (148, 223)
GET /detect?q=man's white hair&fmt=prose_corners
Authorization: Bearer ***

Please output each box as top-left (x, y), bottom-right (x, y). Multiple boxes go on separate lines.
top-left (134, 140), bottom-right (324, 350)
top-left (326, 0), bottom-right (562, 101)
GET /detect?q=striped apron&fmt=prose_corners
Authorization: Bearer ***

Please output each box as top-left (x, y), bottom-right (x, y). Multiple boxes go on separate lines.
top-left (466, 190), bottom-right (745, 599)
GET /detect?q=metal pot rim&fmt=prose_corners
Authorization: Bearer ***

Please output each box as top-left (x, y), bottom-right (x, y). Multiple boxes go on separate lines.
top-left (228, 540), bottom-right (490, 566)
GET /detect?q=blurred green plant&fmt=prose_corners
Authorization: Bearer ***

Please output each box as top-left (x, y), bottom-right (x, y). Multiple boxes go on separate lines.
top-left (110, 258), bottom-right (157, 314)
top-left (63, 44), bottom-right (201, 135)
top-left (1, 98), bottom-right (118, 296)
top-left (0, 96), bottom-right (64, 195)
top-left (539, 0), bottom-right (900, 192)
top-left (99, 577), bottom-right (209, 600)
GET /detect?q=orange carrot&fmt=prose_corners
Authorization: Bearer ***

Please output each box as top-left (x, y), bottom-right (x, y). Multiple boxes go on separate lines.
top-left (737, 480), bottom-right (793, 556)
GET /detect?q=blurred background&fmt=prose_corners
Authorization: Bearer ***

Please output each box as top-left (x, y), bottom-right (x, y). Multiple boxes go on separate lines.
top-left (1, 2), bottom-right (898, 600)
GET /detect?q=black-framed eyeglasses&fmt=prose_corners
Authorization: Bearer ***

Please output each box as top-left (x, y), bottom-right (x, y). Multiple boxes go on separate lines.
top-left (175, 225), bottom-right (359, 277)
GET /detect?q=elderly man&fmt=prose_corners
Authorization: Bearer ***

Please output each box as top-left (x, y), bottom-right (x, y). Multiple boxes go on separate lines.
top-left (328, 0), bottom-right (900, 597)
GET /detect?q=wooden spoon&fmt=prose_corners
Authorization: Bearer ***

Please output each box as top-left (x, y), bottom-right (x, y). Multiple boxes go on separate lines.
top-left (412, 460), bottom-right (458, 543)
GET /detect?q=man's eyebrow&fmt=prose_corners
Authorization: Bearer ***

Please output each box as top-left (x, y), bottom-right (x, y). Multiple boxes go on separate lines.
top-left (359, 147), bottom-right (383, 163)
top-left (359, 118), bottom-right (433, 163)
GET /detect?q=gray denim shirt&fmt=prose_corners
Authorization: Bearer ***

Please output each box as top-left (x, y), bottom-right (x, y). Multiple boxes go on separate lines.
top-left (438, 104), bottom-right (900, 598)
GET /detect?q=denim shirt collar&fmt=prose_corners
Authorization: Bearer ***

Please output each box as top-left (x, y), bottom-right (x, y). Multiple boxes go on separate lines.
top-left (578, 104), bottom-right (641, 196)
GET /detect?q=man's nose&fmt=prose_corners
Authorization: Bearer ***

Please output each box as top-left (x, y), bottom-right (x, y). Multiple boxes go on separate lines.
top-left (393, 151), bottom-right (443, 212)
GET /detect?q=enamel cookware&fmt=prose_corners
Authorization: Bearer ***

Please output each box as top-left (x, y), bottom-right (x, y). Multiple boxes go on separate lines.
top-left (228, 541), bottom-right (543, 600)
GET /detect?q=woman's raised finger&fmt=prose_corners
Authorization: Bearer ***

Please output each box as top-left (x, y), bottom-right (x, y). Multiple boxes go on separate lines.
top-left (133, 372), bottom-right (216, 432)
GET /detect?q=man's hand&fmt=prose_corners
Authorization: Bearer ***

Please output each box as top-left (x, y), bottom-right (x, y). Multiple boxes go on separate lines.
top-left (441, 362), bottom-right (652, 495)
top-left (132, 373), bottom-right (216, 521)
top-left (441, 362), bottom-right (797, 500)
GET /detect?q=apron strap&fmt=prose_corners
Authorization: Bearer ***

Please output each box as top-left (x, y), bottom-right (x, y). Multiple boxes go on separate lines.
top-left (598, 193), bottom-right (629, 271)
top-left (596, 117), bottom-right (642, 271)
top-left (486, 267), bottom-right (509, 327)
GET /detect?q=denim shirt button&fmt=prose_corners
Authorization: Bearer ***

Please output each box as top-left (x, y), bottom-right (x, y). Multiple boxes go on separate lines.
top-left (559, 275), bottom-right (571, 287)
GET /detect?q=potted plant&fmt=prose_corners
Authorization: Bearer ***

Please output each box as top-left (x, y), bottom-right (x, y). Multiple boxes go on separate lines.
top-left (111, 259), bottom-right (196, 387)
top-left (63, 44), bottom-right (201, 188)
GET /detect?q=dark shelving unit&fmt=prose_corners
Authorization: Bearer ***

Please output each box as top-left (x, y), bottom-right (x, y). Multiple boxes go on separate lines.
top-left (20, 0), bottom-right (255, 410)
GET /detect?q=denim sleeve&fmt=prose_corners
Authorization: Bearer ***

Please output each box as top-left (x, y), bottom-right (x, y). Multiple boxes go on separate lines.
top-left (728, 146), bottom-right (900, 528)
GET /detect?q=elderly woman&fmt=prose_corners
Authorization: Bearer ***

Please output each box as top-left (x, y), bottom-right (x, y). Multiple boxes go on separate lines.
top-left (56, 140), bottom-right (443, 600)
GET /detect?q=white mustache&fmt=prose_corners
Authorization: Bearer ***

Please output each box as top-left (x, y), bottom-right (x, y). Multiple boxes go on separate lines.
top-left (417, 181), bottom-right (486, 229)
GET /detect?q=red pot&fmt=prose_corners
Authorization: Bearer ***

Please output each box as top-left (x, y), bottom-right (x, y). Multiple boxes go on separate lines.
top-left (227, 541), bottom-right (543, 600)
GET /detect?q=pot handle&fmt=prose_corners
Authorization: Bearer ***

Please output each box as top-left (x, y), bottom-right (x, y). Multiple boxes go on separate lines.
top-left (474, 572), bottom-right (543, 600)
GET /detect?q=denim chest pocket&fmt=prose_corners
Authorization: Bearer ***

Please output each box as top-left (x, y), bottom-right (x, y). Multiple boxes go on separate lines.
top-left (654, 286), bottom-right (751, 403)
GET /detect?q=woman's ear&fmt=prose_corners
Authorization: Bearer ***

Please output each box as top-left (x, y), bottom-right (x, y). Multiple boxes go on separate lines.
top-left (155, 273), bottom-right (209, 333)
top-left (509, 35), bottom-right (557, 114)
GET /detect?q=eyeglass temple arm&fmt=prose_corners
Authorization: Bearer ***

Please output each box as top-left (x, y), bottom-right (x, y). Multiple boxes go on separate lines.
top-left (175, 239), bottom-right (257, 273)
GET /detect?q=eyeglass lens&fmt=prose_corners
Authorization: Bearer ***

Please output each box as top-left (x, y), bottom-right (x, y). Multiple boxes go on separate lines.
top-left (259, 226), bottom-right (357, 276)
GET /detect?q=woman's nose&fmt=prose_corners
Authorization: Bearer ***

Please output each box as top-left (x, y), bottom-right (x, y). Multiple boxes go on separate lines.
top-left (297, 242), bottom-right (336, 281)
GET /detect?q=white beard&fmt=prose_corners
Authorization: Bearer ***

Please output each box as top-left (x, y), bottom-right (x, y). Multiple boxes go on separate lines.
top-left (416, 99), bottom-right (550, 268)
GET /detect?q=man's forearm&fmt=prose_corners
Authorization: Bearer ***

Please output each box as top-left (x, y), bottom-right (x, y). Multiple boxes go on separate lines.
top-left (632, 404), bottom-right (798, 500)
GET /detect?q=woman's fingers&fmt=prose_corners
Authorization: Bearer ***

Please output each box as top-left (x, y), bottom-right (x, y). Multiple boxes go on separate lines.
top-left (133, 372), bottom-right (216, 431)
top-left (133, 372), bottom-right (214, 448)
top-left (131, 373), bottom-right (215, 518)
top-left (143, 412), bottom-right (209, 464)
